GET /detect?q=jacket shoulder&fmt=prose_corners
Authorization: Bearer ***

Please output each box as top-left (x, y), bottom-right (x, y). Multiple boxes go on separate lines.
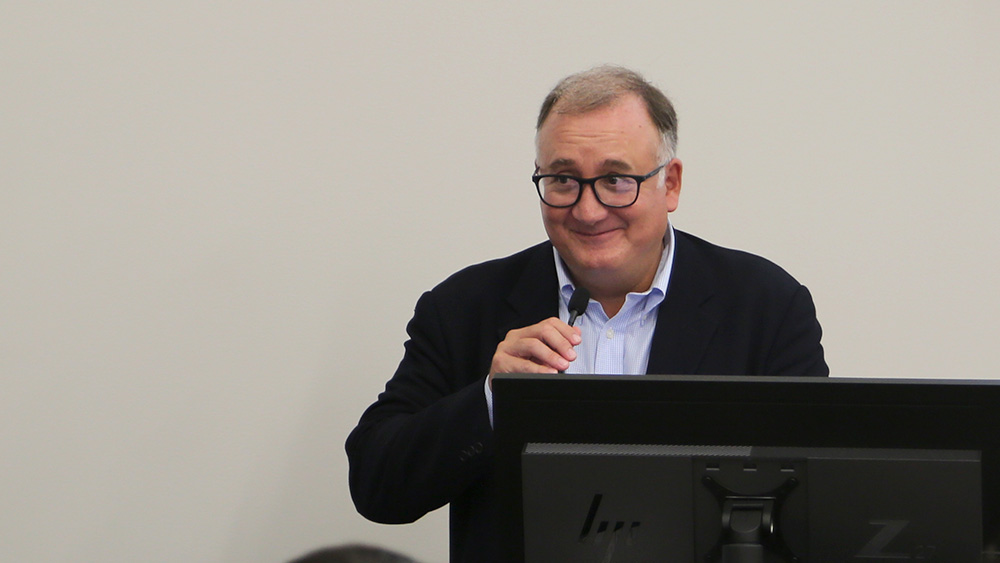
top-left (432, 241), bottom-right (553, 297)
top-left (675, 230), bottom-right (801, 290)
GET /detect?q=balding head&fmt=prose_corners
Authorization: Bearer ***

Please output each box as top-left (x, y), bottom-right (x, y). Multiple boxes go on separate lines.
top-left (537, 65), bottom-right (678, 161)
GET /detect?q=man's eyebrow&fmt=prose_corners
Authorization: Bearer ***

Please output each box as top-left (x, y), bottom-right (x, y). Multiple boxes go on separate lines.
top-left (542, 158), bottom-right (635, 172)
top-left (546, 158), bottom-right (576, 169)
top-left (600, 159), bottom-right (634, 172)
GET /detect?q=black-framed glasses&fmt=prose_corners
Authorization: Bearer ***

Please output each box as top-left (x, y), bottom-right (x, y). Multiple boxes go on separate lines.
top-left (532, 163), bottom-right (667, 208)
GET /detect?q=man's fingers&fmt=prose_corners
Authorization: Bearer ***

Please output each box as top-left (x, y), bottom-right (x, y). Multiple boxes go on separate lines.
top-left (502, 337), bottom-right (572, 372)
top-left (492, 352), bottom-right (561, 375)
top-left (531, 318), bottom-right (582, 359)
top-left (489, 317), bottom-right (583, 384)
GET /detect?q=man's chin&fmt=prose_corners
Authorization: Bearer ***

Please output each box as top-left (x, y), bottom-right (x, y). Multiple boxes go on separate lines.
top-left (561, 253), bottom-right (624, 278)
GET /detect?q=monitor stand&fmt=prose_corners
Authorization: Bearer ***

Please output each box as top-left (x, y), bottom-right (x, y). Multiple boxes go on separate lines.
top-left (703, 475), bottom-right (801, 563)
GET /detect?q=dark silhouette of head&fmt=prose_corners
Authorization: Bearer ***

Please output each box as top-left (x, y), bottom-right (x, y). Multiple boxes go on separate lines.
top-left (287, 544), bottom-right (419, 563)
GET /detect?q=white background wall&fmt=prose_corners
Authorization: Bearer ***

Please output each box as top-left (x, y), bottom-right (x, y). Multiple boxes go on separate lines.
top-left (3, 2), bottom-right (999, 561)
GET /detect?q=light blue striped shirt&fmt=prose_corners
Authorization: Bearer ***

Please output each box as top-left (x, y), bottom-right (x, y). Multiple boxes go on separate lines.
top-left (486, 224), bottom-right (676, 425)
top-left (555, 224), bottom-right (675, 375)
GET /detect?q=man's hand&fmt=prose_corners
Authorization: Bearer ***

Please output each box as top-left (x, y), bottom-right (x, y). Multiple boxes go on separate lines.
top-left (488, 317), bottom-right (582, 389)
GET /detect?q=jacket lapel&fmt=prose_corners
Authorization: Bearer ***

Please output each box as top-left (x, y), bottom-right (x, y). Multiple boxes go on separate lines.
top-left (646, 230), bottom-right (720, 375)
top-left (497, 242), bottom-right (560, 341)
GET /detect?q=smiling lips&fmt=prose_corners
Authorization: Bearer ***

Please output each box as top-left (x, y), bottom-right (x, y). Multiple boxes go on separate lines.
top-left (572, 227), bottom-right (621, 241)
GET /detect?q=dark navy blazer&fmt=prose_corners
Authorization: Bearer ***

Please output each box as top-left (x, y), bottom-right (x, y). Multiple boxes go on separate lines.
top-left (346, 230), bottom-right (828, 562)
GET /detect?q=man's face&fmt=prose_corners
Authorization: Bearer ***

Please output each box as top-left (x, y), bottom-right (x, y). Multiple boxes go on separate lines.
top-left (535, 94), bottom-right (682, 293)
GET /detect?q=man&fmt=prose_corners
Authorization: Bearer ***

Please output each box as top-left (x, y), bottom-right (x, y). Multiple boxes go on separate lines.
top-left (346, 66), bottom-right (827, 562)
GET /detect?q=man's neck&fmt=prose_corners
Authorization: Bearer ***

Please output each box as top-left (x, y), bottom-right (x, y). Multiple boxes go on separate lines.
top-left (570, 246), bottom-right (664, 318)
top-left (574, 268), bottom-right (655, 318)
top-left (553, 225), bottom-right (675, 320)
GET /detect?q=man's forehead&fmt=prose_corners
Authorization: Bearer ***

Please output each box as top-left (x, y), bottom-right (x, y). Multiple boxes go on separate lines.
top-left (538, 99), bottom-right (658, 145)
top-left (535, 125), bottom-right (659, 171)
top-left (541, 93), bottom-right (653, 129)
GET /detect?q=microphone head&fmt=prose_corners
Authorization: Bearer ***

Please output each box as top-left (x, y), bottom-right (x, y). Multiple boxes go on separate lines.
top-left (568, 287), bottom-right (590, 316)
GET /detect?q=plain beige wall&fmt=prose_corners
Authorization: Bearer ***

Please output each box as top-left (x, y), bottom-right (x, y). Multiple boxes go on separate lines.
top-left (2, 2), bottom-right (999, 561)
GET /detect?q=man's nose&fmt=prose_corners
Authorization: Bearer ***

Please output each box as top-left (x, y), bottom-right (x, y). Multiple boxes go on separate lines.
top-left (571, 183), bottom-right (608, 223)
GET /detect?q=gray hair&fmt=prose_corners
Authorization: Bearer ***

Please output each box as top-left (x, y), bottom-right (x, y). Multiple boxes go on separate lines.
top-left (536, 65), bottom-right (678, 161)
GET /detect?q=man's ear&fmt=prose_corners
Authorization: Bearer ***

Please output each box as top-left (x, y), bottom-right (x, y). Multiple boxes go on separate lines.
top-left (664, 158), bottom-right (683, 213)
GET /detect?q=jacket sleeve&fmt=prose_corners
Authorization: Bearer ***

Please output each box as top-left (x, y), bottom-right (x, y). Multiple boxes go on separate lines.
top-left (764, 284), bottom-right (829, 378)
top-left (345, 288), bottom-right (495, 524)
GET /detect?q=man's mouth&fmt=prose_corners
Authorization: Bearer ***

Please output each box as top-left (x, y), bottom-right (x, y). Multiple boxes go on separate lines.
top-left (572, 227), bottom-right (619, 240)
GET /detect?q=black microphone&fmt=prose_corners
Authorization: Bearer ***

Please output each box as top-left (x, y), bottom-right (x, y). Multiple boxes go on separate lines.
top-left (567, 287), bottom-right (590, 327)
top-left (559, 288), bottom-right (590, 375)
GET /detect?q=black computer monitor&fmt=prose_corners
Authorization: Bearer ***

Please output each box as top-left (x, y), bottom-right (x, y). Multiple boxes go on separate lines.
top-left (492, 374), bottom-right (1000, 562)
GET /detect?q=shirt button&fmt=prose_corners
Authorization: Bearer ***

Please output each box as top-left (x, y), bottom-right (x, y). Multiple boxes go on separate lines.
top-left (606, 328), bottom-right (615, 339)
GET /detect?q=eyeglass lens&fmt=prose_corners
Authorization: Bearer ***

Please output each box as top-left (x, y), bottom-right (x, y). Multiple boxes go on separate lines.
top-left (538, 176), bottom-right (638, 207)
